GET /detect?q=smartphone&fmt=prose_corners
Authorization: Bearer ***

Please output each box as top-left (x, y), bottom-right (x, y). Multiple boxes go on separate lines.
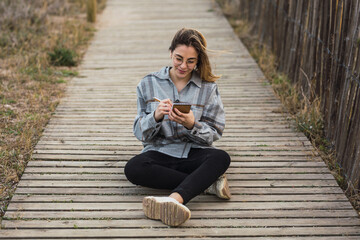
top-left (172, 103), bottom-right (191, 113)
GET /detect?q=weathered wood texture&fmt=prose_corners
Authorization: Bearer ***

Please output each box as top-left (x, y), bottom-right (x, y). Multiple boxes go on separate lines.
top-left (220, 0), bottom-right (360, 191)
top-left (2, 0), bottom-right (360, 238)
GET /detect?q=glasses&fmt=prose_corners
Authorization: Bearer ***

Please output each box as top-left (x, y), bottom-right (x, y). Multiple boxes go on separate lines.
top-left (173, 55), bottom-right (197, 67)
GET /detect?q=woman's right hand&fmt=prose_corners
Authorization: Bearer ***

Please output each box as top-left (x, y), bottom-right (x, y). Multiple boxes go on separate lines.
top-left (154, 99), bottom-right (173, 122)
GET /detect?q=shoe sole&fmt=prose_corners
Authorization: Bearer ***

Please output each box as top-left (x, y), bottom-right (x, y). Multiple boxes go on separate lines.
top-left (142, 197), bottom-right (191, 226)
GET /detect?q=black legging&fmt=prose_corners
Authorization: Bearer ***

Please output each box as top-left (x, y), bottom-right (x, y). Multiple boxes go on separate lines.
top-left (124, 148), bottom-right (231, 204)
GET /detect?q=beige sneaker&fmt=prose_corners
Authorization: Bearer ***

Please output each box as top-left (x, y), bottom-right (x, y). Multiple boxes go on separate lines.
top-left (142, 196), bottom-right (191, 227)
top-left (205, 174), bottom-right (232, 199)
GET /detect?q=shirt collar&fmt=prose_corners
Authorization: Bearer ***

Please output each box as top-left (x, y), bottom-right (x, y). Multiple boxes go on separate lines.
top-left (156, 66), bottom-right (202, 88)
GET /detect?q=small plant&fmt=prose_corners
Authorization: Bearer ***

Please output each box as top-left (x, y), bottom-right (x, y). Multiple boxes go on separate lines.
top-left (59, 69), bottom-right (78, 77)
top-left (48, 47), bottom-right (77, 66)
top-left (57, 78), bottom-right (67, 84)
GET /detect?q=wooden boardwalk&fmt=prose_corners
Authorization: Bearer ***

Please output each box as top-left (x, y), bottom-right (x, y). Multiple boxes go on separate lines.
top-left (2, 0), bottom-right (360, 238)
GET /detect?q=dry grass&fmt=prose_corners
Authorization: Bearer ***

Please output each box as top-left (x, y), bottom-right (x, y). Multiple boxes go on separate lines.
top-left (216, 0), bottom-right (360, 212)
top-left (0, 0), bottom-right (107, 220)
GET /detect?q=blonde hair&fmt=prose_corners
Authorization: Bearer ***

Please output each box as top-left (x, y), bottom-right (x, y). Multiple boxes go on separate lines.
top-left (169, 28), bottom-right (219, 82)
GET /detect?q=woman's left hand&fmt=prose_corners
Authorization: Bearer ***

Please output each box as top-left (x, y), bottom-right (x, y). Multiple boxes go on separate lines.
top-left (169, 108), bottom-right (195, 130)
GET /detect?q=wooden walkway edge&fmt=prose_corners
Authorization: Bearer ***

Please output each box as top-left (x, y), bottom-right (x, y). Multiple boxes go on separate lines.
top-left (2, 0), bottom-right (360, 238)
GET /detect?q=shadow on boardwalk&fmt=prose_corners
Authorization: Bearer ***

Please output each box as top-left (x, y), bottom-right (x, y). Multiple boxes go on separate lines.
top-left (1, 0), bottom-right (360, 238)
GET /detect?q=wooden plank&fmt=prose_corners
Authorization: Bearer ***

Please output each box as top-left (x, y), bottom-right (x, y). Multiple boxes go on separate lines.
top-left (35, 141), bottom-right (312, 147)
top-left (3, 218), bottom-right (360, 229)
top-left (1, 227), bottom-right (360, 238)
top-left (32, 147), bottom-right (317, 153)
top-left (12, 187), bottom-right (346, 195)
top-left (26, 154), bottom-right (324, 161)
top-left (31, 152), bottom-right (319, 160)
top-left (4, 209), bottom-right (358, 220)
top-left (47, 119), bottom-right (292, 124)
top-left (4, 238), bottom-right (359, 240)
top-left (26, 160), bottom-right (326, 167)
top-left (35, 136), bottom-right (310, 143)
top-left (40, 132), bottom-right (308, 138)
top-left (37, 136), bottom-right (309, 141)
top-left (20, 173), bottom-right (335, 181)
top-left (32, 146), bottom-right (316, 154)
top-left (34, 141), bottom-right (312, 147)
top-left (53, 106), bottom-right (285, 111)
top-left (10, 194), bottom-right (350, 203)
top-left (22, 167), bottom-right (330, 174)
top-left (7, 201), bottom-right (354, 211)
top-left (29, 154), bottom-right (322, 161)
top-left (43, 126), bottom-right (298, 132)
top-left (51, 109), bottom-right (294, 115)
top-left (16, 179), bottom-right (339, 188)
top-left (50, 113), bottom-right (295, 117)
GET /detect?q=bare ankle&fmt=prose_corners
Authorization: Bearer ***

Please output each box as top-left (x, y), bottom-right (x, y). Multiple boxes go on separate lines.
top-left (169, 192), bottom-right (184, 204)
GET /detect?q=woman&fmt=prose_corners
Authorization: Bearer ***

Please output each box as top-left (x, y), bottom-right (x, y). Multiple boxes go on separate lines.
top-left (124, 28), bottom-right (231, 227)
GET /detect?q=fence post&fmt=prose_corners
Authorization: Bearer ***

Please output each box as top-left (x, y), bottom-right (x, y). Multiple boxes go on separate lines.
top-left (87, 0), bottom-right (97, 23)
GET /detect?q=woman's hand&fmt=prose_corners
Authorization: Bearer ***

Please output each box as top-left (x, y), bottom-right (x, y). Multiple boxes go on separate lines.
top-left (169, 108), bottom-right (195, 129)
top-left (154, 99), bottom-right (173, 122)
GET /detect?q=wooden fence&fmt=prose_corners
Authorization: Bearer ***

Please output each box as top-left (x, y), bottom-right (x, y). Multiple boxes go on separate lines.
top-left (220, 0), bottom-right (360, 191)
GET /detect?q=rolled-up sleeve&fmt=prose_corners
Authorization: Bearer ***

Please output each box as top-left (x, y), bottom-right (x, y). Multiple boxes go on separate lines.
top-left (133, 85), bottom-right (162, 142)
top-left (185, 85), bottom-right (225, 146)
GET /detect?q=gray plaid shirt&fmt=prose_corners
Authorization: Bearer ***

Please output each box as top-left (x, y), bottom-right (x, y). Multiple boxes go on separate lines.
top-left (134, 66), bottom-right (225, 158)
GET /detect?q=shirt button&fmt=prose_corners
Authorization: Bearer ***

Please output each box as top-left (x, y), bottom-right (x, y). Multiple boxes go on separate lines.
top-left (193, 130), bottom-right (197, 134)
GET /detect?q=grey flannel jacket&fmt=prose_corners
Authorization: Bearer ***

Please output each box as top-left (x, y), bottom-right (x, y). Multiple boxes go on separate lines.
top-left (133, 66), bottom-right (225, 158)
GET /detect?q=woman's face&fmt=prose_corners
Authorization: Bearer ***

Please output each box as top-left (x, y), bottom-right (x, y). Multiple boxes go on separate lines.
top-left (170, 45), bottom-right (198, 81)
